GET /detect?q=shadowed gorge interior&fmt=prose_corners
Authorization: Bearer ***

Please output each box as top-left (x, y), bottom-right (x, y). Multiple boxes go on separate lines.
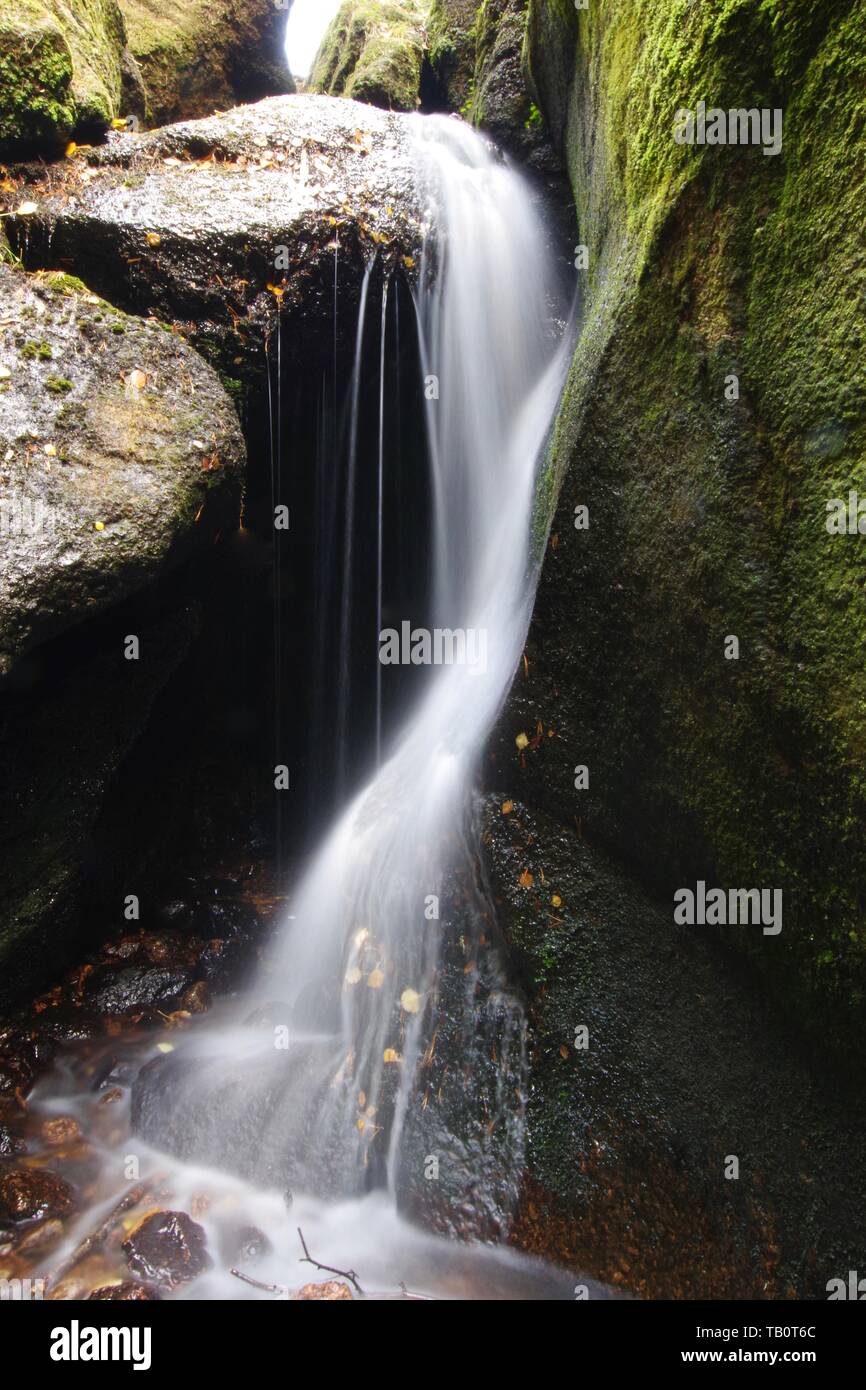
top-left (0, 0), bottom-right (864, 1324)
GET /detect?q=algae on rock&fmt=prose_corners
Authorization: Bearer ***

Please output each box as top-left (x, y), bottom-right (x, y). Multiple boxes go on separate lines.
top-left (118, 0), bottom-right (295, 126)
top-left (494, 0), bottom-right (866, 1055)
top-left (307, 0), bottom-right (427, 111)
top-left (0, 0), bottom-right (126, 155)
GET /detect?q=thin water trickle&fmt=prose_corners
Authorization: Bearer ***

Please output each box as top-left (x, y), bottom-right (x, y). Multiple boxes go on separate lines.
top-left (336, 257), bottom-right (376, 795)
top-left (376, 278), bottom-right (390, 767)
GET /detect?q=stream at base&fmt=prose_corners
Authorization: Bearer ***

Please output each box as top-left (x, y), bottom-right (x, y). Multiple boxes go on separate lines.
top-left (14, 1012), bottom-right (612, 1300)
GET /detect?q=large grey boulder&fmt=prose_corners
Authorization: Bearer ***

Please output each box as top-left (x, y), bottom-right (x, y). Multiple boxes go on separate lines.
top-left (6, 95), bottom-right (424, 372)
top-left (0, 264), bottom-right (244, 673)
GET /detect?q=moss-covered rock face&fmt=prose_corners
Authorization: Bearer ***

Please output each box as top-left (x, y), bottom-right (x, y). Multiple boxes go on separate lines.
top-left (493, 0), bottom-right (866, 1055)
top-left (118, 0), bottom-right (294, 126)
top-left (0, 0), bottom-right (125, 155)
top-left (308, 0), bottom-right (427, 112)
top-left (0, 264), bottom-right (245, 671)
top-left (427, 0), bottom-right (478, 111)
top-left (426, 0), bottom-right (562, 175)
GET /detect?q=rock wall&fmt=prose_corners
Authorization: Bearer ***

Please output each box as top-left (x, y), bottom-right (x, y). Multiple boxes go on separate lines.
top-left (118, 0), bottom-right (295, 127)
top-left (492, 0), bottom-right (866, 1055)
top-left (0, 0), bottom-right (126, 153)
top-left (307, 0), bottom-right (427, 112)
top-left (0, 263), bottom-right (245, 1003)
top-left (0, 0), bottom-right (294, 156)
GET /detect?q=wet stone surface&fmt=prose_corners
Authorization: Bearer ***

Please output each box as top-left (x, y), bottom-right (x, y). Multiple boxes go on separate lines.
top-left (122, 1210), bottom-right (212, 1289)
top-left (0, 1167), bottom-right (77, 1224)
top-left (7, 96), bottom-right (425, 376)
top-left (89, 1280), bottom-right (163, 1301)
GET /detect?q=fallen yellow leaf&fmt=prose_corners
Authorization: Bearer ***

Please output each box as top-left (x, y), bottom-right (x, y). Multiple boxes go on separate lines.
top-left (515, 732), bottom-right (529, 750)
top-left (400, 988), bottom-right (421, 1014)
top-left (125, 368), bottom-right (147, 393)
top-left (367, 968), bottom-right (384, 989)
top-left (519, 869), bottom-right (534, 889)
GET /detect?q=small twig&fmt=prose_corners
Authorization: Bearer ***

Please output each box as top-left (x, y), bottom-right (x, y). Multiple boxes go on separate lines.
top-left (230, 1267), bottom-right (291, 1296)
top-left (399, 1282), bottom-right (434, 1301)
top-left (47, 1177), bottom-right (162, 1291)
top-left (297, 1226), bottom-right (364, 1294)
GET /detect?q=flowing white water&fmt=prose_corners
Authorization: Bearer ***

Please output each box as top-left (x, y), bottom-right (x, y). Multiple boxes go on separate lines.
top-left (127, 117), bottom-right (572, 1202)
top-left (21, 117), bottom-right (579, 1297)
top-left (213, 114), bottom-right (574, 1194)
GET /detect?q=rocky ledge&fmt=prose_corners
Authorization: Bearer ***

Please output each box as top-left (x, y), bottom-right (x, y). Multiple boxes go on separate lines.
top-left (7, 95), bottom-right (425, 373)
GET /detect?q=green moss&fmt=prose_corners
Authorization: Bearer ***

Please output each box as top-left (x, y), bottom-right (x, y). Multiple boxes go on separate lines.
top-left (44, 375), bottom-right (73, 393)
top-left (427, 0), bottom-right (480, 110)
top-left (36, 270), bottom-right (91, 295)
top-left (0, 6), bottom-right (75, 151)
top-left (308, 0), bottom-right (427, 112)
top-left (519, 0), bottom-right (866, 1054)
top-left (21, 340), bottom-right (53, 360)
top-left (0, 0), bottom-right (124, 155)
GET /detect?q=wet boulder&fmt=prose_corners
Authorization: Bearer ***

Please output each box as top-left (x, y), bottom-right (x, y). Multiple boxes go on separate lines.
top-left (0, 1167), bottom-right (76, 1223)
top-left (0, 1054), bottom-right (34, 1098)
top-left (197, 936), bottom-right (250, 988)
top-left (40, 1115), bottom-right (82, 1147)
top-left (140, 931), bottom-right (202, 968)
top-left (177, 980), bottom-right (210, 1014)
top-left (7, 95), bottom-right (424, 374)
top-left (89, 1279), bottom-right (162, 1300)
top-left (122, 1210), bottom-right (211, 1288)
top-left (195, 898), bottom-right (260, 940)
top-left (84, 963), bottom-right (196, 1016)
top-left (131, 1044), bottom-right (367, 1198)
top-left (223, 1224), bottom-right (272, 1266)
top-left (294, 1280), bottom-right (353, 1300)
top-left (15, 1216), bottom-right (65, 1254)
top-left (0, 265), bottom-right (244, 674)
top-left (0, 1124), bottom-right (27, 1157)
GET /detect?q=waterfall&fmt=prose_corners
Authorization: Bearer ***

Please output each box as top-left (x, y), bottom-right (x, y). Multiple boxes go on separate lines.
top-left (132, 116), bottom-right (572, 1221)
